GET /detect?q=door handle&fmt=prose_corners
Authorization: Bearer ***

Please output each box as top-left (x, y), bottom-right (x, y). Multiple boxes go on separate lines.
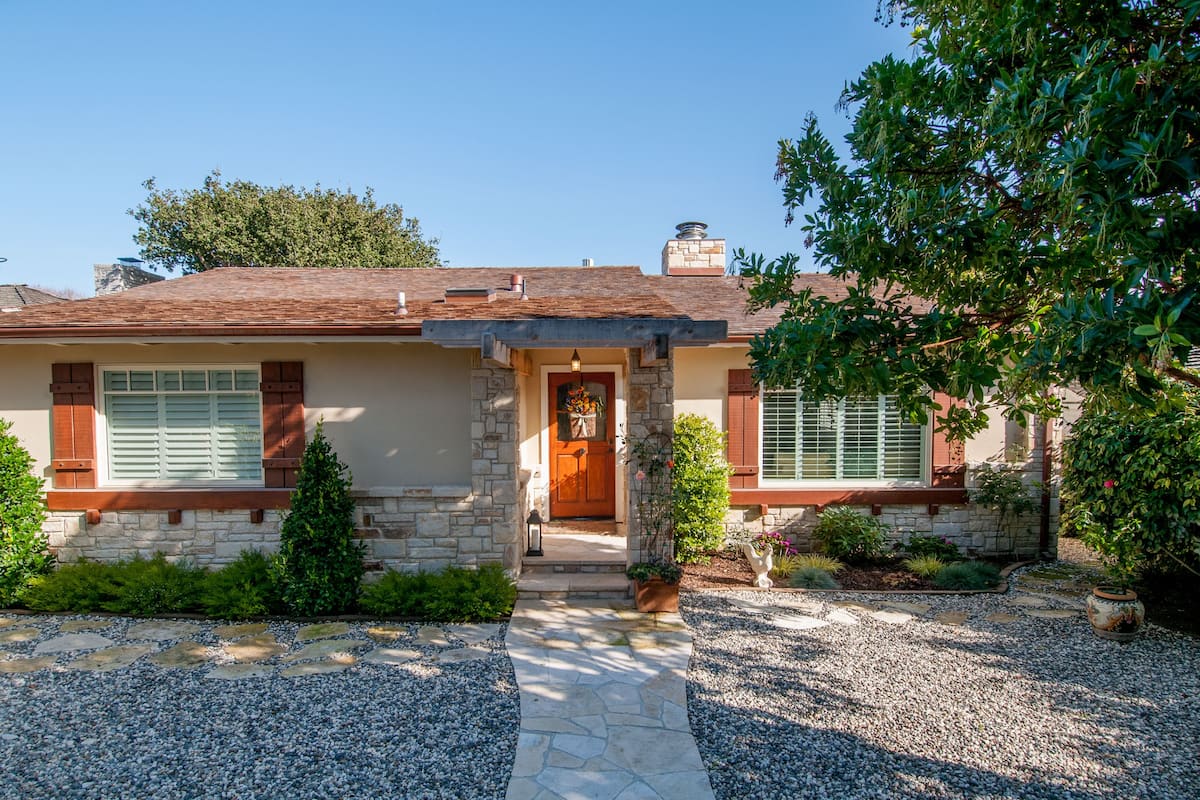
top-left (574, 448), bottom-right (586, 458)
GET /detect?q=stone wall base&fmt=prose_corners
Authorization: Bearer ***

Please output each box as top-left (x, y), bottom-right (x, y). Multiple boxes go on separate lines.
top-left (43, 486), bottom-right (520, 573)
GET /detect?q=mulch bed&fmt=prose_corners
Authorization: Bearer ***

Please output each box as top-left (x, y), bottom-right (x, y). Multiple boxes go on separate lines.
top-left (681, 550), bottom-right (940, 591)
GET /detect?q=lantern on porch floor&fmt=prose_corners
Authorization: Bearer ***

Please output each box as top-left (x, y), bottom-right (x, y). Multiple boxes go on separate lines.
top-left (526, 510), bottom-right (544, 557)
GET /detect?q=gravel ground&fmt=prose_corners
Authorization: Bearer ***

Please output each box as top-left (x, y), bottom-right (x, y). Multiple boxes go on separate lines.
top-left (682, 580), bottom-right (1200, 800)
top-left (0, 618), bottom-right (519, 800)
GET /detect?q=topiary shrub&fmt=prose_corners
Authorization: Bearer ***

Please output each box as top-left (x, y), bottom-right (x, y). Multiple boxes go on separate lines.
top-left (202, 550), bottom-right (282, 619)
top-left (813, 506), bottom-right (889, 562)
top-left (272, 422), bottom-right (365, 616)
top-left (1062, 390), bottom-right (1200, 582)
top-left (933, 560), bottom-right (1002, 590)
top-left (0, 418), bottom-right (53, 607)
top-left (671, 414), bottom-right (731, 564)
top-left (788, 566), bottom-right (841, 590)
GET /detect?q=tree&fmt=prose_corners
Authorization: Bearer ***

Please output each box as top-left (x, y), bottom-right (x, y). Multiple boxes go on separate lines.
top-left (272, 422), bottom-right (365, 616)
top-left (736, 0), bottom-right (1200, 439)
top-left (130, 170), bottom-right (441, 273)
top-left (0, 418), bottom-right (53, 606)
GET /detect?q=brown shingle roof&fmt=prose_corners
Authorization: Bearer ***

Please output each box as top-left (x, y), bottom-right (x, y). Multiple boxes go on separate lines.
top-left (0, 285), bottom-right (66, 309)
top-left (0, 265), bottom-right (916, 339)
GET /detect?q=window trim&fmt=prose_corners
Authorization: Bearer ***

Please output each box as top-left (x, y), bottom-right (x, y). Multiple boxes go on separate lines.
top-left (95, 363), bottom-right (266, 489)
top-left (757, 387), bottom-right (931, 489)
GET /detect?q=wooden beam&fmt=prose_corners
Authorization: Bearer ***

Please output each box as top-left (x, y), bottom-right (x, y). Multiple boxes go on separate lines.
top-left (639, 334), bottom-right (669, 367)
top-left (481, 332), bottom-right (514, 369)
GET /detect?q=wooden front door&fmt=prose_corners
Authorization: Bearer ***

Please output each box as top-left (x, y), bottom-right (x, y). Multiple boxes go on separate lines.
top-left (548, 371), bottom-right (616, 518)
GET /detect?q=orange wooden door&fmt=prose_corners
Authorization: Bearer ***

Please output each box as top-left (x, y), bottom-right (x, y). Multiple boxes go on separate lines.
top-left (548, 372), bottom-right (616, 518)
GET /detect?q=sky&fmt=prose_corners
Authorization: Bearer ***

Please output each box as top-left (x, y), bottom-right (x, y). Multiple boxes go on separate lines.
top-left (0, 1), bottom-right (913, 296)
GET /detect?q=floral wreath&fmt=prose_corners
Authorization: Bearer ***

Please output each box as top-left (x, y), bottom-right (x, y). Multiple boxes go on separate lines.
top-left (563, 384), bottom-right (604, 415)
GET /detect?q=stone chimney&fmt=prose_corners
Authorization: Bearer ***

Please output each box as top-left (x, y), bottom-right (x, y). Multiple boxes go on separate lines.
top-left (94, 263), bottom-right (165, 296)
top-left (661, 222), bottom-right (726, 276)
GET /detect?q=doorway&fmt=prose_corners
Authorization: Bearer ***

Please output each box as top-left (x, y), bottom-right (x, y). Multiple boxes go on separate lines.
top-left (547, 371), bottom-right (616, 518)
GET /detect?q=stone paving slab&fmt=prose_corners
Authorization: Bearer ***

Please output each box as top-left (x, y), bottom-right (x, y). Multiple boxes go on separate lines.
top-left (67, 644), bottom-right (155, 672)
top-left (34, 633), bottom-right (114, 654)
top-left (505, 598), bottom-right (714, 800)
top-left (127, 620), bottom-right (202, 641)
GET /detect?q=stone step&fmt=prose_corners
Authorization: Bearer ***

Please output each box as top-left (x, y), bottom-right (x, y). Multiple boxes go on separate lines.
top-left (520, 560), bottom-right (627, 575)
top-left (516, 572), bottom-right (631, 601)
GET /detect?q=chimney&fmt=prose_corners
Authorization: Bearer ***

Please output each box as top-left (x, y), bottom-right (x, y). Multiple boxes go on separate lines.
top-left (94, 262), bottom-right (165, 295)
top-left (661, 222), bottom-right (725, 276)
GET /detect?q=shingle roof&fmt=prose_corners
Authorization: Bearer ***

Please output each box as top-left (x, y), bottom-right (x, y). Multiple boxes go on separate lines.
top-left (0, 265), bottom-right (902, 339)
top-left (0, 285), bottom-right (66, 309)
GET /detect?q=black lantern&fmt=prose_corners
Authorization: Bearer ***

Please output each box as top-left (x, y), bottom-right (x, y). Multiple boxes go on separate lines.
top-left (526, 509), bottom-right (544, 557)
top-left (570, 349), bottom-right (582, 373)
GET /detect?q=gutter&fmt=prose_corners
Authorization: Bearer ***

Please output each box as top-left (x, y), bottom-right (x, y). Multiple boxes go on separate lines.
top-left (0, 324), bottom-right (425, 339)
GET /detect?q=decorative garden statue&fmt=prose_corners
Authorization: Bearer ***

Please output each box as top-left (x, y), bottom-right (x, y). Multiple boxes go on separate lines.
top-left (740, 542), bottom-right (774, 589)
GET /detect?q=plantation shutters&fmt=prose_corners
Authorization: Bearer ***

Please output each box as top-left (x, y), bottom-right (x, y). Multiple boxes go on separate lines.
top-left (50, 363), bottom-right (97, 488)
top-left (260, 361), bottom-right (305, 489)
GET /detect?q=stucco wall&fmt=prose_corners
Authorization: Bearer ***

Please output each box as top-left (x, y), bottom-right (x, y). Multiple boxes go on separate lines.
top-left (673, 345), bottom-right (748, 429)
top-left (0, 341), bottom-right (472, 488)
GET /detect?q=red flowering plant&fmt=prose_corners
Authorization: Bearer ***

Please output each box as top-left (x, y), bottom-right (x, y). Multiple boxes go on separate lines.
top-left (753, 530), bottom-right (797, 558)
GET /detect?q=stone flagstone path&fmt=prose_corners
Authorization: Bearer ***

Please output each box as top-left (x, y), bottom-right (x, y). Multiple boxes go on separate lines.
top-left (504, 598), bottom-right (714, 800)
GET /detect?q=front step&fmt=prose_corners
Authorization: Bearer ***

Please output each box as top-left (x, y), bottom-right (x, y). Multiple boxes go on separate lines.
top-left (521, 559), bottom-right (626, 575)
top-left (517, 572), bottom-right (631, 601)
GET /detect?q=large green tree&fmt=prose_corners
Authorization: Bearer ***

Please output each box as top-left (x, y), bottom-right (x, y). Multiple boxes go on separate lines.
top-left (737, 0), bottom-right (1200, 438)
top-left (130, 170), bottom-right (441, 273)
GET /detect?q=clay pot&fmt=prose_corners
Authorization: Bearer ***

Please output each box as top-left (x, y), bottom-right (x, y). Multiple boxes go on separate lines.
top-left (633, 577), bottom-right (680, 613)
top-left (1086, 586), bottom-right (1145, 642)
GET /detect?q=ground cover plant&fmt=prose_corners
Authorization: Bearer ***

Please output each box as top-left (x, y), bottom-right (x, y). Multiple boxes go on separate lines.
top-left (903, 535), bottom-right (962, 562)
top-left (772, 553), bottom-right (844, 581)
top-left (789, 566), bottom-right (840, 590)
top-left (0, 418), bottom-right (53, 606)
top-left (934, 561), bottom-right (1002, 590)
top-left (200, 549), bottom-right (282, 619)
top-left (359, 564), bottom-right (516, 622)
top-left (20, 554), bottom-right (206, 615)
top-left (902, 555), bottom-right (946, 579)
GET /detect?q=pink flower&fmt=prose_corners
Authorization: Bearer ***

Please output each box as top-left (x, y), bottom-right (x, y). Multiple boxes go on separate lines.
top-left (636, 470), bottom-right (646, 481)
top-left (1103, 480), bottom-right (1115, 489)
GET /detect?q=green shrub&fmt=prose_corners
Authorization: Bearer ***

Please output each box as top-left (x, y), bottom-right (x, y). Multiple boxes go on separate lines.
top-left (102, 554), bottom-right (206, 616)
top-left (19, 559), bottom-right (120, 612)
top-left (788, 567), bottom-right (841, 590)
top-left (360, 564), bottom-right (516, 622)
top-left (272, 422), bottom-right (365, 615)
top-left (671, 414), bottom-right (731, 563)
top-left (772, 553), bottom-right (844, 579)
top-left (202, 550), bottom-right (281, 619)
top-left (902, 555), bottom-right (946, 579)
top-left (970, 464), bottom-right (1037, 554)
top-left (0, 418), bottom-right (53, 606)
top-left (904, 535), bottom-right (962, 562)
top-left (1062, 389), bottom-right (1200, 582)
top-left (813, 506), bottom-right (889, 562)
top-left (933, 561), bottom-right (1002, 590)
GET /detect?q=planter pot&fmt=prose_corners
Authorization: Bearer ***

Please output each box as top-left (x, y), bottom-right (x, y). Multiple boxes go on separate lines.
top-left (633, 577), bottom-right (680, 613)
top-left (1086, 586), bottom-right (1145, 642)
top-left (569, 412), bottom-right (598, 439)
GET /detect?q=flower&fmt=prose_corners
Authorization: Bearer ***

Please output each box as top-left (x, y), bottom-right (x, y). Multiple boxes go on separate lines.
top-left (635, 470), bottom-right (646, 481)
top-left (563, 385), bottom-right (604, 415)
top-left (666, 459), bottom-right (675, 469)
top-left (1103, 479), bottom-right (1115, 489)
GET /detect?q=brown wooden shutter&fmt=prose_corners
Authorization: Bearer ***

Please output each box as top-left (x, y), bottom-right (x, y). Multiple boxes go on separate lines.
top-left (50, 363), bottom-right (97, 488)
top-left (261, 362), bottom-right (305, 488)
top-left (727, 369), bottom-right (760, 489)
top-left (930, 391), bottom-right (966, 488)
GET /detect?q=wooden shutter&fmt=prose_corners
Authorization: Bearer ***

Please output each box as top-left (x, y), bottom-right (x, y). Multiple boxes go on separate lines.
top-left (261, 362), bottom-right (305, 488)
top-left (930, 391), bottom-right (966, 488)
top-left (727, 369), bottom-right (760, 489)
top-left (50, 363), bottom-right (97, 488)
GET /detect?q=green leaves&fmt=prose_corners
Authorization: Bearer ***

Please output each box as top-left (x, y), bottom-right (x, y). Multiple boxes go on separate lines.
top-left (0, 418), bottom-right (52, 606)
top-left (130, 170), bottom-right (442, 273)
top-left (740, 0), bottom-right (1200, 434)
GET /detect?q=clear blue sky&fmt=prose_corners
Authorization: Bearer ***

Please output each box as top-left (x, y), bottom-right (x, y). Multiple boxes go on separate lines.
top-left (1, 1), bottom-right (911, 296)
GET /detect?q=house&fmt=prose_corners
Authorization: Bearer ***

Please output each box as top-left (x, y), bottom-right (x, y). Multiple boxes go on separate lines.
top-left (0, 224), bottom-right (1058, 576)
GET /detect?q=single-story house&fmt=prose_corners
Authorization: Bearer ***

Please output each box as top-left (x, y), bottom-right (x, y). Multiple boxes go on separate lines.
top-left (0, 224), bottom-right (1058, 574)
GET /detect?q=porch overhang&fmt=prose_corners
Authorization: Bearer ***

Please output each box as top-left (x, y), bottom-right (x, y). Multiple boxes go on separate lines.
top-left (422, 318), bottom-right (728, 349)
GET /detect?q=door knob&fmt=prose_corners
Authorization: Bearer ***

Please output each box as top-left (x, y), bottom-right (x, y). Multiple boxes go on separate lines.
top-left (574, 448), bottom-right (586, 458)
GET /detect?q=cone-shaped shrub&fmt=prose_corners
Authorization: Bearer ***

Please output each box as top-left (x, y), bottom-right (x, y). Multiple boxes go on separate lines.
top-left (0, 418), bottom-right (53, 606)
top-left (272, 422), bottom-right (364, 615)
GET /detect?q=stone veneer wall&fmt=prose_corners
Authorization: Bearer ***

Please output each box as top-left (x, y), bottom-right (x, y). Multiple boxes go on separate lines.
top-left (625, 348), bottom-right (675, 565)
top-left (43, 363), bottom-right (524, 573)
top-left (726, 427), bottom-right (1057, 559)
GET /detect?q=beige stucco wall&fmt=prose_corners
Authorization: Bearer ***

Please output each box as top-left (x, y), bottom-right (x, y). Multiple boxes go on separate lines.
top-left (0, 341), bottom-right (472, 488)
top-left (673, 345), bottom-right (749, 430)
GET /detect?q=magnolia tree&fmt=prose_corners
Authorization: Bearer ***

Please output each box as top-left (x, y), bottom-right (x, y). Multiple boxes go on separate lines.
top-left (737, 0), bottom-right (1200, 439)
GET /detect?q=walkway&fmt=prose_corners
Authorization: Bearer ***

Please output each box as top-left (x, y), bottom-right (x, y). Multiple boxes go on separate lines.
top-left (504, 598), bottom-right (714, 800)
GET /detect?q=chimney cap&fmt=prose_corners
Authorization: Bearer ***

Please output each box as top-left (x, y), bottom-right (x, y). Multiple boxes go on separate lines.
top-left (675, 221), bottom-right (708, 240)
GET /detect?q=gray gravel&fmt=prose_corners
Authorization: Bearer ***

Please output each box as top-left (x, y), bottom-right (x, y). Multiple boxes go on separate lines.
top-left (682, 585), bottom-right (1200, 800)
top-left (0, 618), bottom-right (519, 800)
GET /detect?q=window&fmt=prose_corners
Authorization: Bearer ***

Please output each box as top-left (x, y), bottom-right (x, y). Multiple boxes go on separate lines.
top-left (101, 367), bottom-right (263, 484)
top-left (762, 390), bottom-right (925, 482)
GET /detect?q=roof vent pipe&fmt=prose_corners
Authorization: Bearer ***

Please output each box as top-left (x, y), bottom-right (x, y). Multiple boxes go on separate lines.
top-left (510, 273), bottom-right (523, 291)
top-left (396, 291), bottom-right (408, 315)
top-left (581, 258), bottom-right (594, 268)
top-left (675, 221), bottom-right (708, 240)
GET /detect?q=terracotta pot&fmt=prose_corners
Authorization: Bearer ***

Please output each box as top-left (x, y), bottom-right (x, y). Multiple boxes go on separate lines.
top-left (633, 577), bottom-right (680, 613)
top-left (1086, 586), bottom-right (1145, 642)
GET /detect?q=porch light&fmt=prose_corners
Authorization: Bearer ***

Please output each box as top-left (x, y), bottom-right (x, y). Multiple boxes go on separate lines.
top-left (570, 349), bottom-right (582, 373)
top-left (526, 510), bottom-right (544, 557)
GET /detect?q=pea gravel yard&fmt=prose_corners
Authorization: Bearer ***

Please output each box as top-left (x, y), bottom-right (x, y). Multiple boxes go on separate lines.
top-left (682, 583), bottom-right (1200, 800)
